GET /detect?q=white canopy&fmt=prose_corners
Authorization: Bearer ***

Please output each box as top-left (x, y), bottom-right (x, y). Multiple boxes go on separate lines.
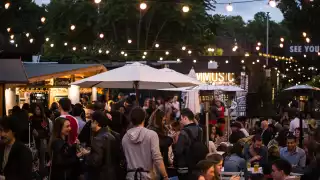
top-left (159, 68), bottom-right (203, 85)
top-left (284, 84), bottom-right (320, 91)
top-left (71, 62), bottom-right (202, 89)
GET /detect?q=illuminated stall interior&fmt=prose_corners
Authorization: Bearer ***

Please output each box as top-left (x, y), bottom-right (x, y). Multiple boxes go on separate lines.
top-left (17, 63), bottom-right (106, 108)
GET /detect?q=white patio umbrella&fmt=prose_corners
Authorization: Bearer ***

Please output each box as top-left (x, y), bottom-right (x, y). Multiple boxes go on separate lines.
top-left (186, 68), bottom-right (201, 114)
top-left (159, 68), bottom-right (203, 85)
top-left (71, 62), bottom-right (202, 103)
top-left (284, 84), bottom-right (320, 91)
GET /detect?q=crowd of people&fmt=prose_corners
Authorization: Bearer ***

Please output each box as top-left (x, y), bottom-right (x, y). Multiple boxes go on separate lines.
top-left (0, 94), bottom-right (320, 180)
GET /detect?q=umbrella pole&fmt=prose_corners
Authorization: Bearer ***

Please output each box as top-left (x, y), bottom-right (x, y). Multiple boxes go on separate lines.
top-left (134, 81), bottom-right (139, 106)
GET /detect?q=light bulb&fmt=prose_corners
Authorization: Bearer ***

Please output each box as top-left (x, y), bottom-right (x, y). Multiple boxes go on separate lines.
top-left (177, 58), bottom-right (180, 62)
top-left (245, 52), bottom-right (249, 57)
top-left (99, 49), bottom-right (102, 53)
top-left (73, 47), bottom-right (77, 51)
top-left (41, 17), bottom-right (46, 23)
top-left (188, 50), bottom-right (192, 54)
top-left (4, 3), bottom-right (10, 9)
top-left (269, 0), bottom-right (276, 7)
top-left (182, 6), bottom-right (190, 13)
top-left (302, 32), bottom-right (307, 37)
top-left (10, 35), bottom-right (14, 39)
top-left (106, 50), bottom-right (109, 54)
top-left (7, 27), bottom-right (10, 32)
top-left (256, 59), bottom-right (260, 62)
top-left (226, 3), bottom-right (233, 12)
top-left (121, 51), bottom-right (124, 55)
top-left (257, 42), bottom-right (261, 46)
top-left (159, 57), bottom-right (163, 61)
top-left (83, 47), bottom-right (87, 50)
top-left (70, 25), bottom-right (76, 31)
top-left (225, 60), bottom-right (229, 64)
top-left (280, 37), bottom-right (284, 42)
top-left (193, 59), bottom-right (197, 63)
top-left (140, 3), bottom-right (147, 10)
top-left (181, 46), bottom-right (186, 50)
top-left (279, 43), bottom-right (283, 48)
top-left (155, 43), bottom-right (159, 48)
top-left (29, 39), bottom-right (34, 43)
top-left (64, 42), bottom-right (68, 46)
top-left (94, 0), bottom-right (101, 4)
top-left (26, 33), bottom-right (30, 37)
top-left (304, 54), bottom-right (307, 58)
top-left (143, 52), bottom-right (147, 55)
top-left (46, 37), bottom-right (50, 42)
top-left (256, 46), bottom-right (260, 51)
top-left (306, 37), bottom-right (310, 43)
top-left (165, 51), bottom-right (169, 55)
top-left (99, 33), bottom-right (104, 38)
top-left (142, 55), bottom-right (146, 59)
top-left (128, 39), bottom-right (132, 44)
top-left (50, 44), bottom-right (54, 47)
top-left (9, 40), bottom-right (14, 44)
top-left (252, 62), bottom-right (255, 64)
top-left (124, 53), bottom-right (127, 57)
top-left (241, 60), bottom-right (244, 63)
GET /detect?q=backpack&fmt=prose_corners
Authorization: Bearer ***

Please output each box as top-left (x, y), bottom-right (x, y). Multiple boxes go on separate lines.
top-left (184, 127), bottom-right (209, 170)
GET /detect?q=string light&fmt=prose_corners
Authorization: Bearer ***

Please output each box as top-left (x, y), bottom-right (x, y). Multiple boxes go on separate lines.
top-left (165, 51), bottom-right (169, 55)
top-left (269, 0), bottom-right (276, 7)
top-left (181, 46), bottom-right (186, 51)
top-left (193, 59), bottom-right (196, 63)
top-left (94, 0), bottom-right (101, 4)
top-left (124, 53), bottom-right (127, 57)
top-left (41, 17), bottom-right (46, 23)
top-left (4, 3), bottom-right (10, 9)
top-left (121, 51), bottom-right (125, 55)
top-left (155, 43), bottom-right (159, 48)
top-left (142, 55), bottom-right (146, 59)
top-left (46, 37), bottom-right (50, 42)
top-left (208, 48), bottom-right (214, 52)
top-left (70, 25), bottom-right (76, 31)
top-left (25, 33), bottom-right (30, 37)
top-left (10, 35), bottom-right (14, 39)
top-left (306, 37), bottom-right (310, 43)
top-left (226, 3), bottom-right (233, 12)
top-left (225, 60), bottom-right (229, 64)
top-left (256, 59), bottom-right (260, 62)
top-left (245, 52), bottom-right (249, 57)
top-left (302, 32), bottom-right (307, 37)
top-left (177, 58), bottom-right (181, 62)
top-left (29, 39), bottom-right (34, 43)
top-left (73, 47), bottom-right (77, 51)
top-left (257, 42), bottom-right (261, 46)
top-left (99, 33), bottom-right (104, 39)
top-left (99, 49), bottom-right (102, 53)
top-left (279, 43), bottom-right (283, 48)
top-left (50, 44), bottom-right (54, 47)
top-left (128, 39), bottom-right (132, 44)
top-left (83, 46), bottom-right (87, 50)
top-left (159, 57), bottom-right (163, 60)
top-left (280, 37), bottom-right (284, 42)
top-left (143, 51), bottom-right (147, 55)
top-left (9, 40), bottom-right (14, 44)
top-left (106, 50), bottom-right (110, 54)
top-left (140, 2), bottom-right (147, 10)
top-left (188, 50), bottom-right (192, 54)
top-left (304, 54), bottom-right (307, 58)
top-left (182, 5), bottom-right (190, 13)
top-left (64, 42), bottom-right (68, 46)
top-left (241, 60), bottom-right (244, 63)
top-left (7, 28), bottom-right (11, 32)
top-left (256, 46), bottom-right (260, 51)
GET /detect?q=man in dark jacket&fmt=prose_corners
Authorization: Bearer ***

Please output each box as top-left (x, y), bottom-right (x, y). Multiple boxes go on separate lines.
top-left (84, 111), bottom-right (120, 180)
top-left (229, 121), bottom-right (246, 144)
top-left (174, 108), bottom-right (207, 180)
top-left (0, 116), bottom-right (33, 180)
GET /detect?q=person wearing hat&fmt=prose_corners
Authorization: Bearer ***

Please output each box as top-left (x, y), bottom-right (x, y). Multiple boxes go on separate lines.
top-left (229, 121), bottom-right (246, 144)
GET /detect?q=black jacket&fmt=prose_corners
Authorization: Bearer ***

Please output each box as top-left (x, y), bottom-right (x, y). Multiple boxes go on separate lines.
top-left (50, 139), bottom-right (80, 180)
top-left (261, 128), bottom-right (274, 146)
top-left (174, 123), bottom-right (203, 169)
top-left (0, 141), bottom-right (33, 180)
top-left (86, 127), bottom-right (120, 180)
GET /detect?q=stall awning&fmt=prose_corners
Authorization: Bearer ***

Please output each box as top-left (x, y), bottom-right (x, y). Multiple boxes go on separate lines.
top-left (23, 63), bottom-right (107, 83)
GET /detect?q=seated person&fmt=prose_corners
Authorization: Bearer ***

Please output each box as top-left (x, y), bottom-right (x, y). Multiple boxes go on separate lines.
top-left (280, 133), bottom-right (306, 173)
top-left (224, 142), bottom-right (247, 173)
top-left (271, 159), bottom-right (299, 180)
top-left (243, 134), bottom-right (268, 167)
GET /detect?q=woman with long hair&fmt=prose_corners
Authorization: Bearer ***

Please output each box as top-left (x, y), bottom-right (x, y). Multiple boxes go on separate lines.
top-left (49, 117), bottom-right (81, 180)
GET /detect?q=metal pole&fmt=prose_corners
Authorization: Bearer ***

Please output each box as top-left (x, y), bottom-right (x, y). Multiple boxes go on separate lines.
top-left (206, 112), bottom-right (209, 148)
top-left (266, 12), bottom-right (269, 66)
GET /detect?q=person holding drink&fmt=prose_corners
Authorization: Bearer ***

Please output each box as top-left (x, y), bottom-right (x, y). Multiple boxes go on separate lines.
top-left (244, 135), bottom-right (268, 170)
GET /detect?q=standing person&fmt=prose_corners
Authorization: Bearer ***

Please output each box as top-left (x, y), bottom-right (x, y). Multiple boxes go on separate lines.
top-left (261, 119), bottom-right (274, 146)
top-left (172, 95), bottom-right (180, 120)
top-left (229, 121), bottom-right (246, 144)
top-left (280, 133), bottom-right (306, 172)
top-left (174, 108), bottom-right (208, 179)
top-left (122, 107), bottom-right (169, 180)
top-left (0, 116), bottom-right (33, 180)
top-left (58, 98), bottom-right (79, 145)
top-left (48, 117), bottom-right (81, 180)
top-left (72, 103), bottom-right (86, 135)
top-left (84, 111), bottom-right (120, 180)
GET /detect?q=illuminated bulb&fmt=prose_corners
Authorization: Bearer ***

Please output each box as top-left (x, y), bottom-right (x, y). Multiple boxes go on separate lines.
top-left (50, 44), bottom-right (54, 47)
top-left (256, 59), bottom-right (260, 62)
top-left (70, 25), bottom-right (76, 31)
top-left (121, 51), bottom-right (124, 55)
top-left (128, 39), bottom-right (132, 44)
top-left (225, 60), bottom-right (229, 64)
top-left (159, 57), bottom-right (163, 61)
top-left (41, 17), bottom-right (46, 23)
top-left (106, 50), bottom-right (109, 54)
top-left (263, 65), bottom-right (266, 68)
top-left (165, 51), bottom-right (169, 55)
top-left (99, 49), bottom-right (102, 53)
top-left (142, 55), bottom-right (146, 59)
top-left (193, 59), bottom-right (197, 63)
top-left (15, 44), bottom-right (18, 47)
top-left (241, 60), bottom-right (244, 63)
top-left (64, 42), bottom-right (68, 46)
top-left (188, 50), bottom-right (192, 54)
top-left (9, 40), bottom-right (14, 44)
top-left (46, 37), bottom-right (50, 42)
top-left (140, 2), bottom-right (147, 10)
top-left (4, 3), bottom-right (10, 9)
top-left (83, 47), bottom-right (87, 50)
top-left (10, 35), bottom-right (14, 39)
top-left (124, 53), bottom-right (127, 57)
top-left (245, 52), bottom-right (249, 57)
top-left (306, 37), bottom-right (310, 43)
top-left (99, 33), bottom-right (104, 38)
top-left (275, 58), bottom-right (278, 61)
top-left (7, 28), bottom-right (10, 32)
top-left (94, 0), bottom-right (101, 4)
top-left (181, 46), bottom-right (186, 50)
top-left (155, 43), bottom-right (159, 48)
top-left (304, 54), bottom-right (307, 58)
top-left (26, 33), bottom-right (30, 37)
top-left (257, 42), bottom-right (261, 46)
top-left (302, 32), bottom-right (307, 37)
top-left (209, 60), bottom-right (213, 63)
top-left (252, 62), bottom-right (255, 65)
top-left (269, 0), bottom-right (276, 7)
top-left (279, 43), bottom-right (283, 48)
top-left (73, 47), bottom-right (76, 51)
top-left (226, 3), bottom-right (233, 12)
top-left (143, 52), bottom-right (147, 55)
top-left (280, 37), bottom-right (284, 42)
top-left (182, 6), bottom-right (190, 13)
top-left (232, 47), bottom-right (236, 52)
top-left (177, 58), bottom-right (180, 62)
top-left (208, 48), bottom-right (214, 52)
top-left (29, 39), bottom-right (34, 43)
top-left (256, 46), bottom-right (260, 51)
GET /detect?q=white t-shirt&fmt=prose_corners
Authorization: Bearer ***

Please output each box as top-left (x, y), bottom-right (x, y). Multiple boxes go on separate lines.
top-left (289, 117), bottom-right (308, 132)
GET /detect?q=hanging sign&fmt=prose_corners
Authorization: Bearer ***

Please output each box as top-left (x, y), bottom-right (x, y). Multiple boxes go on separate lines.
top-left (288, 45), bottom-right (320, 54)
top-left (196, 72), bottom-right (235, 83)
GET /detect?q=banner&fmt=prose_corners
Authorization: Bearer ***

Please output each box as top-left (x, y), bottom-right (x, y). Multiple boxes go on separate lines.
top-left (288, 45), bottom-right (320, 54)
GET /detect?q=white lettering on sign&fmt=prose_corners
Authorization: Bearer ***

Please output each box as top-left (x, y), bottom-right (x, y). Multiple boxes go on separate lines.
top-left (196, 72), bottom-right (235, 83)
top-left (290, 45), bottom-right (320, 53)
